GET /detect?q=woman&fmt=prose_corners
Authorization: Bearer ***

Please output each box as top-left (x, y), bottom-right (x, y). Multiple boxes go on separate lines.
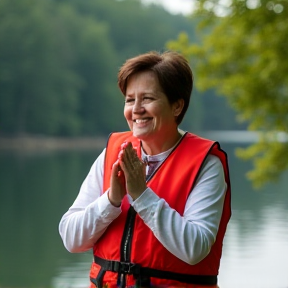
top-left (59, 51), bottom-right (231, 288)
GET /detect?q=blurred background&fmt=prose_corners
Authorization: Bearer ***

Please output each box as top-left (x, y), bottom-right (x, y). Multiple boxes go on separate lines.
top-left (0, 0), bottom-right (287, 287)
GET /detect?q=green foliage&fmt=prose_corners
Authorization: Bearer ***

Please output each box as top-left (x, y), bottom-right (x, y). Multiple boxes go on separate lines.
top-left (55, 3), bottom-right (122, 135)
top-left (0, 0), bottom-right (244, 138)
top-left (236, 134), bottom-right (288, 188)
top-left (0, 0), bottom-right (82, 135)
top-left (168, 0), bottom-right (288, 187)
top-left (1, 0), bottom-right (203, 137)
top-left (168, 32), bottom-right (244, 132)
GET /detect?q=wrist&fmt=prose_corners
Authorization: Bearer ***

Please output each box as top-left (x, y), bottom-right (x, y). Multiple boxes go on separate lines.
top-left (108, 190), bottom-right (122, 207)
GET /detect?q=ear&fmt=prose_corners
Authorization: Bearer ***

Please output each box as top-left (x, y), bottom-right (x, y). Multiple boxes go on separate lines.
top-left (173, 99), bottom-right (184, 117)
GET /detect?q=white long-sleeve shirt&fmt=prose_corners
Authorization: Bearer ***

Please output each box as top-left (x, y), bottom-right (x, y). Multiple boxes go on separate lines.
top-left (59, 147), bottom-right (227, 265)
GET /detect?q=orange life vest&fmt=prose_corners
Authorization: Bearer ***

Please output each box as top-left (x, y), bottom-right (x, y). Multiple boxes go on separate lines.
top-left (90, 132), bottom-right (231, 288)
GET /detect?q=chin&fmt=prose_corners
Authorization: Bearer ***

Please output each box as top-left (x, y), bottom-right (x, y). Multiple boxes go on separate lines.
top-left (132, 132), bottom-right (143, 139)
top-left (133, 131), bottom-right (152, 142)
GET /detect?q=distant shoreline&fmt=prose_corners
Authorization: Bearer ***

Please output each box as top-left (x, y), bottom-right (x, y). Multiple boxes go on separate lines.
top-left (0, 136), bottom-right (107, 151)
top-left (2, 131), bottom-right (284, 151)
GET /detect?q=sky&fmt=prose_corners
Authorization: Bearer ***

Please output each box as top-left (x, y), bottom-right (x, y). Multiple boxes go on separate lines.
top-left (141, 0), bottom-right (195, 15)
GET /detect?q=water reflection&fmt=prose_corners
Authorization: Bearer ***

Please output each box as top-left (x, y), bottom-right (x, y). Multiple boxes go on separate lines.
top-left (0, 144), bottom-right (287, 288)
top-left (219, 204), bottom-right (288, 288)
top-left (52, 256), bottom-right (91, 288)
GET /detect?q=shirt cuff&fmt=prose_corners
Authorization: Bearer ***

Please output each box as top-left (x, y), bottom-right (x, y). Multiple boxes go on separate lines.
top-left (130, 188), bottom-right (160, 225)
top-left (93, 190), bottom-right (122, 219)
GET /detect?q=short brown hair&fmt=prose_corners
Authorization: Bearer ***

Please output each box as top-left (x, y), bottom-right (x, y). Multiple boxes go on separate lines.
top-left (118, 51), bottom-right (193, 124)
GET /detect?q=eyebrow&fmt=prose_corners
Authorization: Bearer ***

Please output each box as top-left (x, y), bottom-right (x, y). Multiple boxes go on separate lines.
top-left (125, 91), bottom-right (157, 97)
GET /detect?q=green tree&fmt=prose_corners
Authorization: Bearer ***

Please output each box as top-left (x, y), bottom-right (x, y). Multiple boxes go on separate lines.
top-left (65, 0), bottom-right (242, 133)
top-left (168, 0), bottom-right (288, 187)
top-left (0, 0), bottom-right (81, 135)
top-left (0, 0), bottom-right (124, 136)
top-left (1, 0), bottom-right (244, 137)
top-left (55, 2), bottom-right (123, 136)
top-left (53, 0), bottom-right (208, 134)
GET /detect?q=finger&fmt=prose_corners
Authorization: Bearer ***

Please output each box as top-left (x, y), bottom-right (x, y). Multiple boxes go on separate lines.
top-left (112, 160), bottom-right (119, 174)
top-left (118, 142), bottom-right (134, 165)
top-left (126, 143), bottom-right (141, 165)
top-left (112, 160), bottom-right (121, 177)
top-left (120, 142), bottom-right (128, 149)
top-left (118, 150), bottom-right (124, 161)
top-left (122, 143), bottom-right (135, 169)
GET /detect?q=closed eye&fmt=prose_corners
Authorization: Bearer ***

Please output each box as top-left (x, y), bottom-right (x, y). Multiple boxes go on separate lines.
top-left (124, 98), bottom-right (135, 105)
top-left (124, 95), bottom-right (155, 105)
top-left (142, 96), bottom-right (154, 103)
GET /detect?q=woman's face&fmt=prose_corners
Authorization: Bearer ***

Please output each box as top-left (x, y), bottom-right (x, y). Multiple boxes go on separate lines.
top-left (124, 70), bottom-right (182, 146)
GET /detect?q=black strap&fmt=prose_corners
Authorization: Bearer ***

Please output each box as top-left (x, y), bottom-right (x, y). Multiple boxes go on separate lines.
top-left (93, 256), bottom-right (217, 286)
top-left (90, 266), bottom-right (106, 288)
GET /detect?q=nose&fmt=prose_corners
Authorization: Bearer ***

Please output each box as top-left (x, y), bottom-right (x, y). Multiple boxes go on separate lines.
top-left (132, 98), bottom-right (145, 114)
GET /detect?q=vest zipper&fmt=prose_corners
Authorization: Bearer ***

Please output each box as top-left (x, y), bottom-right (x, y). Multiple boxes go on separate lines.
top-left (118, 205), bottom-right (137, 288)
top-left (121, 205), bottom-right (137, 262)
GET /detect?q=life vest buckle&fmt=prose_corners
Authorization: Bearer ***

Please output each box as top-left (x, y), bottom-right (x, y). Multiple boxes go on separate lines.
top-left (115, 262), bottom-right (141, 275)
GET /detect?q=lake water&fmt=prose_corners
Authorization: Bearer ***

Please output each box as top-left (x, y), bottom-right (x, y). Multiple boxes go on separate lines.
top-left (0, 142), bottom-right (287, 288)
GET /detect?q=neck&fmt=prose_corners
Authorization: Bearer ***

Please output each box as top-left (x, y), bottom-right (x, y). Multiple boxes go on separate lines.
top-left (141, 129), bottom-right (183, 155)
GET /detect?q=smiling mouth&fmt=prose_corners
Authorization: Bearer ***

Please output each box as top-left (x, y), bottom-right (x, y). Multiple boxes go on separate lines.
top-left (134, 118), bottom-right (151, 124)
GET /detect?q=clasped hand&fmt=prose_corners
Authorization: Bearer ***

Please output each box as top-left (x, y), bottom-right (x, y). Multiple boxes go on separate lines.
top-left (109, 142), bottom-right (147, 206)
